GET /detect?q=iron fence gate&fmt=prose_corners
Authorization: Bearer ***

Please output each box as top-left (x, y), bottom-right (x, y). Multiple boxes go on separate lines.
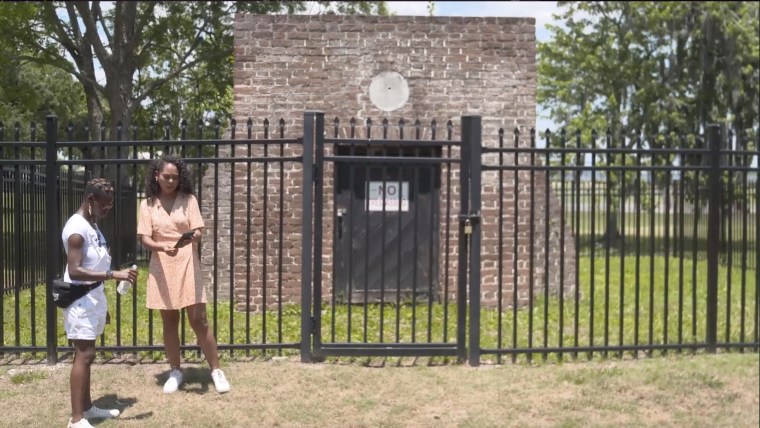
top-left (302, 113), bottom-right (481, 361)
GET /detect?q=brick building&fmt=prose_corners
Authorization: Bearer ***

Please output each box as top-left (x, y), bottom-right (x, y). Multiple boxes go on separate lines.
top-left (201, 14), bottom-right (575, 312)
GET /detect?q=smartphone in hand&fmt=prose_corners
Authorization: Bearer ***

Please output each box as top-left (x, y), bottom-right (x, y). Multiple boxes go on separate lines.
top-left (174, 231), bottom-right (195, 248)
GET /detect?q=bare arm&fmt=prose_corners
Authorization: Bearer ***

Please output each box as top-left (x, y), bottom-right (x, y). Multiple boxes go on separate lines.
top-left (139, 234), bottom-right (179, 255)
top-left (67, 234), bottom-right (137, 283)
top-left (139, 227), bottom-right (202, 250)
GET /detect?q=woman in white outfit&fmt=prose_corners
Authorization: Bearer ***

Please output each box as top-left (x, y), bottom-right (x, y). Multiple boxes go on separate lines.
top-left (61, 178), bottom-right (137, 428)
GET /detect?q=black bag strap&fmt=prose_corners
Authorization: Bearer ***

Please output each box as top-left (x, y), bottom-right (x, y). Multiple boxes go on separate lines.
top-left (53, 279), bottom-right (102, 290)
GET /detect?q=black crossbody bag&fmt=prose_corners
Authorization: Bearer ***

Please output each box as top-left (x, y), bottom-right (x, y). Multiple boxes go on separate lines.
top-left (52, 279), bottom-right (102, 309)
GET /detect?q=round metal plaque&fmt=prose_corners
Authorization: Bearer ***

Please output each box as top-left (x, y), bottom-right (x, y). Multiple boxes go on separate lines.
top-left (368, 71), bottom-right (409, 112)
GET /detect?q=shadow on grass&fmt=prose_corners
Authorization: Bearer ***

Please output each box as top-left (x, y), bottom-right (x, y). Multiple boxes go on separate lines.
top-left (90, 393), bottom-right (150, 424)
top-left (154, 366), bottom-right (214, 395)
top-left (577, 234), bottom-right (757, 264)
top-left (321, 355), bottom-right (464, 368)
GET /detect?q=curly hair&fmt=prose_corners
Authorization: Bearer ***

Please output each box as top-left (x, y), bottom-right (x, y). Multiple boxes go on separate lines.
top-left (144, 156), bottom-right (195, 203)
top-left (84, 177), bottom-right (114, 198)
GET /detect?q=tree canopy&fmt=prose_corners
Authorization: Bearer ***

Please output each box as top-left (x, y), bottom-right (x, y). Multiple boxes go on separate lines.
top-left (2, 1), bottom-right (388, 140)
top-left (0, 4), bottom-right (87, 138)
top-left (538, 1), bottom-right (759, 139)
top-left (538, 1), bottom-right (759, 242)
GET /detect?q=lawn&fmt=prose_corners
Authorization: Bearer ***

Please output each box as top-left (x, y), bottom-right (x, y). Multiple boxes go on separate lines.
top-left (0, 353), bottom-right (757, 427)
top-left (2, 255), bottom-right (757, 364)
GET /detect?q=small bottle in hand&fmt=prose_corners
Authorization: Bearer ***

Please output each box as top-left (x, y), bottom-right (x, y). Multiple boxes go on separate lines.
top-left (117, 264), bottom-right (138, 295)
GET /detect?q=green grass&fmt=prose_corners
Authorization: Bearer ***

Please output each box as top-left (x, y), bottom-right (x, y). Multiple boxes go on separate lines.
top-left (1, 264), bottom-right (304, 361)
top-left (8, 370), bottom-right (48, 385)
top-left (480, 255), bottom-right (758, 359)
top-left (2, 256), bottom-right (757, 363)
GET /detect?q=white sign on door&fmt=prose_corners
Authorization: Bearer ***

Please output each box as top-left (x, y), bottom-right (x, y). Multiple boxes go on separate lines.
top-left (366, 181), bottom-right (409, 212)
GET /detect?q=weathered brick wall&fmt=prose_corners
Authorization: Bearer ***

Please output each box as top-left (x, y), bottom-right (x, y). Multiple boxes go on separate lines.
top-left (200, 134), bottom-right (304, 311)
top-left (201, 14), bottom-right (575, 311)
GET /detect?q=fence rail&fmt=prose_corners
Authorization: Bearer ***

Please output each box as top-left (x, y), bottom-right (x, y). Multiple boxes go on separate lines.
top-left (0, 115), bottom-right (758, 365)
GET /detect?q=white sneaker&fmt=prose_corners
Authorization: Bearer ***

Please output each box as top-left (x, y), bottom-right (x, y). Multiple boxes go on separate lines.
top-left (67, 418), bottom-right (94, 428)
top-left (163, 369), bottom-right (184, 394)
top-left (211, 368), bottom-right (230, 393)
top-left (83, 405), bottom-right (120, 419)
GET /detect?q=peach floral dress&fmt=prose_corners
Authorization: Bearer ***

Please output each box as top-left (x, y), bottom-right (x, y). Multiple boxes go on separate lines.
top-left (138, 193), bottom-right (205, 310)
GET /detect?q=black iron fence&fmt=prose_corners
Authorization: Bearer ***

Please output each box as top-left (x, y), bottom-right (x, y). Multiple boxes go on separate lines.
top-left (470, 125), bottom-right (759, 365)
top-left (1, 116), bottom-right (305, 360)
top-left (1, 165), bottom-right (137, 294)
top-left (0, 115), bottom-right (758, 365)
top-left (554, 181), bottom-right (757, 269)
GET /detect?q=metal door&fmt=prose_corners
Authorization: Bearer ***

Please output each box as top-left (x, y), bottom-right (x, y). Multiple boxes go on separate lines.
top-left (333, 145), bottom-right (440, 305)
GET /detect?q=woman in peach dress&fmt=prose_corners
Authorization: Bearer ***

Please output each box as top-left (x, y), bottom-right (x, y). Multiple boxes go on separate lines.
top-left (138, 156), bottom-right (230, 394)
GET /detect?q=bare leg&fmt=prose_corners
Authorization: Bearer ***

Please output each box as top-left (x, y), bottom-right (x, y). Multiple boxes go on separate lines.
top-left (186, 303), bottom-right (220, 370)
top-left (160, 310), bottom-right (182, 369)
top-left (70, 340), bottom-right (96, 422)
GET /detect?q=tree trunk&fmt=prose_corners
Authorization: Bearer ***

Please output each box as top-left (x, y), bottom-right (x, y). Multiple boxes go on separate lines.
top-left (600, 210), bottom-right (621, 247)
top-left (83, 88), bottom-right (104, 179)
top-left (104, 76), bottom-right (134, 188)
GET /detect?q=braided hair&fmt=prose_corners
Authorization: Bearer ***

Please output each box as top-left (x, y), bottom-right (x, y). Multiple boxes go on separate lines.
top-left (84, 177), bottom-right (114, 198)
top-left (144, 156), bottom-right (195, 204)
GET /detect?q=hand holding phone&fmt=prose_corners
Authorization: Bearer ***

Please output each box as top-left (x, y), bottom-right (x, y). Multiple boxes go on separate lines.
top-left (174, 231), bottom-right (195, 248)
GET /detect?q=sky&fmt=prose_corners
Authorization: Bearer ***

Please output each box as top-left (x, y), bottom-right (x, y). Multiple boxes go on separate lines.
top-left (385, 1), bottom-right (558, 42)
top-left (383, 1), bottom-right (560, 133)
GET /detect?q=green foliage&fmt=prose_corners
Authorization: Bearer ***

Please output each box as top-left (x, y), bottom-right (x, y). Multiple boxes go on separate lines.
top-left (539, 2), bottom-right (759, 233)
top-left (2, 1), bottom-right (389, 139)
top-left (0, 4), bottom-right (86, 138)
top-left (539, 2), bottom-right (759, 136)
top-left (312, 1), bottom-right (389, 16)
top-left (0, 63), bottom-right (87, 140)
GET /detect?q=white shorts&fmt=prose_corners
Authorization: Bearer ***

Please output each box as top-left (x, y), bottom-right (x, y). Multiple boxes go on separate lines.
top-left (62, 284), bottom-right (108, 341)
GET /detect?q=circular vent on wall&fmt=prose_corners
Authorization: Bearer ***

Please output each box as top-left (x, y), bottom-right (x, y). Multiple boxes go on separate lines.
top-left (368, 71), bottom-right (409, 112)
